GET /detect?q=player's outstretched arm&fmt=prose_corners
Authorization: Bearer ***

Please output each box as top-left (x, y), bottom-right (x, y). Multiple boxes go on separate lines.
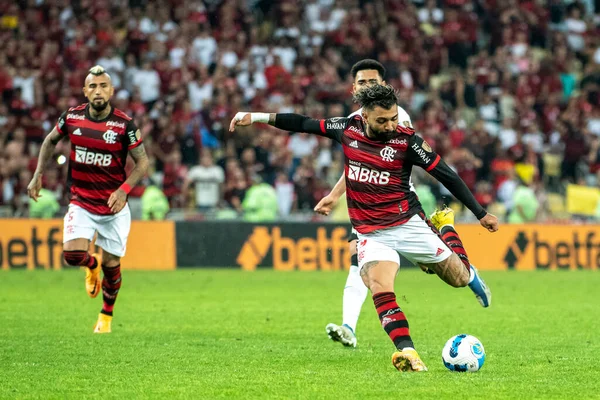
top-left (314, 172), bottom-right (346, 216)
top-left (27, 126), bottom-right (64, 202)
top-left (229, 112), bottom-right (345, 142)
top-left (407, 134), bottom-right (498, 232)
top-left (230, 112), bottom-right (323, 134)
top-left (107, 131), bottom-right (149, 213)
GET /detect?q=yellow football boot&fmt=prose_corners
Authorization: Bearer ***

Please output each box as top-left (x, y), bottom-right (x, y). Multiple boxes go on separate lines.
top-left (93, 313), bottom-right (112, 334)
top-left (429, 206), bottom-right (455, 231)
top-left (392, 348), bottom-right (428, 372)
top-left (85, 253), bottom-right (101, 298)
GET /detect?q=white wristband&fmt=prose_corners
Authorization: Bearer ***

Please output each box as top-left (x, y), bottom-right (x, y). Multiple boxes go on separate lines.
top-left (234, 112), bottom-right (248, 121)
top-left (250, 112), bottom-right (270, 124)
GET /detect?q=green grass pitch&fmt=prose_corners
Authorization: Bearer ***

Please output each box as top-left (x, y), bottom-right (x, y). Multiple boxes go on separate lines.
top-left (1, 269), bottom-right (599, 399)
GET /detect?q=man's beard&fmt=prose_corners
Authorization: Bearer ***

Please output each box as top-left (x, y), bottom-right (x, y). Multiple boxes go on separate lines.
top-left (368, 127), bottom-right (397, 142)
top-left (90, 100), bottom-right (109, 112)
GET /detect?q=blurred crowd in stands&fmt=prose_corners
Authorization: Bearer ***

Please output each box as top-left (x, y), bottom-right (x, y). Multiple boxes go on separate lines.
top-left (1, 0), bottom-right (599, 222)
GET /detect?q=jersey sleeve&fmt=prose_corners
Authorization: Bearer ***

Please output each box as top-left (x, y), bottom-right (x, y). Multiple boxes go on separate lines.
top-left (125, 120), bottom-right (142, 149)
top-left (317, 117), bottom-right (350, 143)
top-left (406, 134), bottom-right (441, 171)
top-left (56, 111), bottom-right (68, 136)
top-left (273, 114), bottom-right (347, 143)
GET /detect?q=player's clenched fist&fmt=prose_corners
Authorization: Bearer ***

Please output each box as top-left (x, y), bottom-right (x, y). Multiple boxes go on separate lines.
top-left (480, 213), bottom-right (499, 232)
top-left (27, 174), bottom-right (43, 202)
top-left (229, 112), bottom-right (252, 131)
top-left (229, 112), bottom-right (272, 132)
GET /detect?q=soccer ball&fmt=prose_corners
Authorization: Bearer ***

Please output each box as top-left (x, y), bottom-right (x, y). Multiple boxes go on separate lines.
top-left (441, 334), bottom-right (485, 372)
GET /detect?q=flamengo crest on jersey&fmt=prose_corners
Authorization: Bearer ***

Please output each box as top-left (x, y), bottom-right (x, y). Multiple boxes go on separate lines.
top-left (103, 129), bottom-right (118, 144)
top-left (380, 146), bottom-right (397, 162)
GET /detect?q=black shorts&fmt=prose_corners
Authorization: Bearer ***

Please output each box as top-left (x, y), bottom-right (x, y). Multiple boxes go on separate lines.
top-left (347, 227), bottom-right (358, 242)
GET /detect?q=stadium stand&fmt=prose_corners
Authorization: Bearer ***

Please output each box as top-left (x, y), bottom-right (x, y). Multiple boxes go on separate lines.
top-left (0, 0), bottom-right (598, 222)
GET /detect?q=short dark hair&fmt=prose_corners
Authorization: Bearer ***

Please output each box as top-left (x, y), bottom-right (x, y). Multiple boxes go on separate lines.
top-left (350, 59), bottom-right (386, 80)
top-left (353, 84), bottom-right (399, 111)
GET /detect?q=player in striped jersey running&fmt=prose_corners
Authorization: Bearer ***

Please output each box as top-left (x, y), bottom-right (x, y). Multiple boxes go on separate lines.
top-left (229, 84), bottom-right (498, 372)
top-left (27, 65), bottom-right (149, 333)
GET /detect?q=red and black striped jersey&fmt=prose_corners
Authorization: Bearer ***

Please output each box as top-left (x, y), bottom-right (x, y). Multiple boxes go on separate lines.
top-left (55, 103), bottom-right (142, 215)
top-left (318, 116), bottom-right (440, 233)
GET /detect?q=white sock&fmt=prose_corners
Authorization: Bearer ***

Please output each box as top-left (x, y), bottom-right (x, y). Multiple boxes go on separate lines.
top-left (469, 265), bottom-right (475, 284)
top-left (342, 265), bottom-right (369, 333)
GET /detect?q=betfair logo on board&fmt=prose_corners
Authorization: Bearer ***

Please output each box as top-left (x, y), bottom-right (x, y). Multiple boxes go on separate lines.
top-left (503, 230), bottom-right (600, 269)
top-left (236, 227), bottom-right (350, 271)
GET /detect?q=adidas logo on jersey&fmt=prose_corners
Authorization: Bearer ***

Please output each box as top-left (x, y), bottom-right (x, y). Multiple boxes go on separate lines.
top-left (73, 128), bottom-right (82, 136)
top-left (349, 140), bottom-right (359, 148)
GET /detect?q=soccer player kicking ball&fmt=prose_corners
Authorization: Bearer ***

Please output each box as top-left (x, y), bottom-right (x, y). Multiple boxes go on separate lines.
top-left (229, 84), bottom-right (498, 372)
top-left (314, 59), bottom-right (415, 348)
top-left (27, 65), bottom-right (149, 333)
top-left (314, 63), bottom-right (491, 349)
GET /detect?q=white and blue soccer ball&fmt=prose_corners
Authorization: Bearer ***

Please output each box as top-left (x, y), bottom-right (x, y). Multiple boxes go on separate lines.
top-left (442, 334), bottom-right (485, 372)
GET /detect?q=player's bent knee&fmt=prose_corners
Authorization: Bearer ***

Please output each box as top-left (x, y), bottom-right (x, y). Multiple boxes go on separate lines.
top-left (368, 280), bottom-right (384, 294)
top-left (63, 250), bottom-right (88, 266)
top-left (360, 260), bottom-right (398, 293)
top-left (360, 274), bottom-right (370, 290)
top-left (63, 238), bottom-right (91, 252)
top-left (101, 251), bottom-right (121, 267)
top-left (365, 275), bottom-right (394, 293)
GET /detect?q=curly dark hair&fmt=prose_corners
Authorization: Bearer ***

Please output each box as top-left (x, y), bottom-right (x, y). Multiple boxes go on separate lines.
top-left (352, 84), bottom-right (399, 111)
top-left (350, 59), bottom-right (386, 79)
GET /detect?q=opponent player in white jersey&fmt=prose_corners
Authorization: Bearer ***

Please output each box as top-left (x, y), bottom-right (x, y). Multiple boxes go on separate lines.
top-left (314, 60), bottom-right (413, 347)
